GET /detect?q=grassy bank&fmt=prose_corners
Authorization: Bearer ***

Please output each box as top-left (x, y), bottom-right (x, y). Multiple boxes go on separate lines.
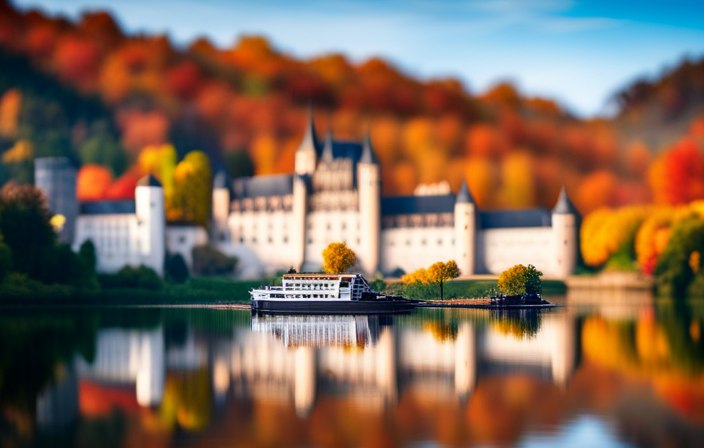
top-left (0, 276), bottom-right (259, 306)
top-left (386, 278), bottom-right (566, 300)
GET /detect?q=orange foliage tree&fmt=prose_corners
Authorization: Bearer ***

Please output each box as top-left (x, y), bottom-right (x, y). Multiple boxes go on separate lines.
top-left (649, 138), bottom-right (704, 205)
top-left (77, 164), bottom-right (113, 201)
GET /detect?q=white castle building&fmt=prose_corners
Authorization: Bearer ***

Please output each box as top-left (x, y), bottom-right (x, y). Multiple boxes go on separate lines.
top-left (215, 112), bottom-right (579, 279)
top-left (35, 111), bottom-right (578, 280)
top-left (34, 158), bottom-right (207, 277)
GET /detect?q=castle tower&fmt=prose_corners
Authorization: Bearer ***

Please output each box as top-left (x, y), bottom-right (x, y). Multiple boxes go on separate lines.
top-left (34, 157), bottom-right (78, 244)
top-left (357, 131), bottom-right (381, 275)
top-left (136, 175), bottom-right (165, 277)
top-left (551, 186), bottom-right (578, 279)
top-left (292, 174), bottom-right (308, 271)
top-left (454, 180), bottom-right (476, 276)
top-left (212, 168), bottom-right (231, 243)
top-left (294, 106), bottom-right (321, 175)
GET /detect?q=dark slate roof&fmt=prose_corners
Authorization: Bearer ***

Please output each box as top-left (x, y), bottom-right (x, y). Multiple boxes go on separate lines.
top-left (137, 174), bottom-right (162, 188)
top-left (80, 200), bottom-right (136, 215)
top-left (456, 180), bottom-right (474, 204)
top-left (552, 186), bottom-right (579, 215)
top-left (213, 168), bottom-right (230, 190)
top-left (359, 132), bottom-right (379, 164)
top-left (317, 139), bottom-right (364, 163)
top-left (232, 174), bottom-right (294, 199)
top-left (479, 209), bottom-right (552, 228)
top-left (382, 194), bottom-right (456, 216)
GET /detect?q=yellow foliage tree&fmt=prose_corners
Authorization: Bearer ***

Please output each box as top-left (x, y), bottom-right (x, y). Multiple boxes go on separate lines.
top-left (1, 140), bottom-right (33, 164)
top-left (427, 260), bottom-right (460, 299)
top-left (170, 150), bottom-right (212, 226)
top-left (580, 206), bottom-right (651, 268)
top-left (402, 260), bottom-right (460, 299)
top-left (322, 242), bottom-right (357, 274)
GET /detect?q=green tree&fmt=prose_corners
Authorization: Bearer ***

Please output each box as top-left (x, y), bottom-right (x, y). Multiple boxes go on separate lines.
top-left (497, 264), bottom-right (543, 297)
top-left (224, 150), bottom-right (255, 179)
top-left (192, 246), bottom-right (237, 276)
top-left (79, 133), bottom-right (127, 176)
top-left (166, 253), bottom-right (190, 283)
top-left (427, 260), bottom-right (461, 300)
top-left (0, 231), bottom-right (12, 282)
top-left (655, 214), bottom-right (704, 298)
top-left (322, 242), bottom-right (356, 274)
top-left (0, 184), bottom-right (56, 282)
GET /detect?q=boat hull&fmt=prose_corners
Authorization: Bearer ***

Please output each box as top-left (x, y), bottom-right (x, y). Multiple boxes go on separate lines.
top-left (251, 299), bottom-right (416, 315)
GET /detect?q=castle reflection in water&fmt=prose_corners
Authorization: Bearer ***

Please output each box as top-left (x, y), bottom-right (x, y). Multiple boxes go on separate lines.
top-left (35, 310), bottom-right (577, 429)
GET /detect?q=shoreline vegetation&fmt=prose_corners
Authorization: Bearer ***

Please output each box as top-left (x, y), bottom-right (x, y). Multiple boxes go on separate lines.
top-left (0, 276), bottom-right (567, 307)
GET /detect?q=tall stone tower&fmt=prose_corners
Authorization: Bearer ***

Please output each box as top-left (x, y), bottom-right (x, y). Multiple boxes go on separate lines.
top-left (551, 186), bottom-right (578, 279)
top-left (211, 168), bottom-right (231, 244)
top-left (136, 175), bottom-right (165, 277)
top-left (294, 106), bottom-right (320, 175)
top-left (34, 157), bottom-right (78, 244)
top-left (357, 132), bottom-right (381, 275)
top-left (454, 180), bottom-right (476, 276)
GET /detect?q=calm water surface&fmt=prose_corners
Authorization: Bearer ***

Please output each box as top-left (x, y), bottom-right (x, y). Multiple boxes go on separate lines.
top-left (1, 295), bottom-right (704, 447)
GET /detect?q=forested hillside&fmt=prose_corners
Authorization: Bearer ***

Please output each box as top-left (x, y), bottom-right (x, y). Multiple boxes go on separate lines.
top-left (1, 0), bottom-right (703, 214)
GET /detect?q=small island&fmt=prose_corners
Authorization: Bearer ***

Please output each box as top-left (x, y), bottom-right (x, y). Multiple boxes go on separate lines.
top-left (413, 263), bottom-right (555, 309)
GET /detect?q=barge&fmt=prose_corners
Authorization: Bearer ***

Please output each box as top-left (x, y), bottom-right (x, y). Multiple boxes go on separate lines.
top-left (250, 273), bottom-right (416, 314)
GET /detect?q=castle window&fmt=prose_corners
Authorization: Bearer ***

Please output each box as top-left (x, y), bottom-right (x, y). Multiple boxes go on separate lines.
top-left (239, 237), bottom-right (244, 243)
top-left (327, 223), bottom-right (331, 230)
top-left (421, 239), bottom-right (427, 246)
top-left (406, 239), bottom-right (411, 246)
top-left (268, 236), bottom-right (273, 243)
top-left (464, 225), bottom-right (468, 230)
top-left (437, 239), bottom-right (442, 245)
top-left (308, 238), bottom-right (313, 244)
top-left (283, 236), bottom-right (288, 243)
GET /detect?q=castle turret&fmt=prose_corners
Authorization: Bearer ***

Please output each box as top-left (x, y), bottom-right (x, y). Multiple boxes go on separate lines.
top-left (454, 180), bottom-right (476, 276)
top-left (294, 106), bottom-right (321, 175)
top-left (321, 128), bottom-right (334, 164)
top-left (34, 157), bottom-right (78, 244)
top-left (551, 186), bottom-right (578, 279)
top-left (136, 175), bottom-right (165, 277)
top-left (212, 168), bottom-right (231, 243)
top-left (357, 131), bottom-right (380, 275)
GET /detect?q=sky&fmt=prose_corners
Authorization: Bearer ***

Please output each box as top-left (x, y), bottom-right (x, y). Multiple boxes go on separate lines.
top-left (12, 0), bottom-right (704, 117)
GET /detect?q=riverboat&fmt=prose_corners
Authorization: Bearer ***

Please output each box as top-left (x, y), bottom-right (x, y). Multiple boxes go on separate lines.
top-left (250, 273), bottom-right (416, 314)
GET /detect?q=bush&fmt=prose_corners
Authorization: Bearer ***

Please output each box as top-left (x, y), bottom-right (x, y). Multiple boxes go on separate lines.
top-left (497, 264), bottom-right (543, 297)
top-left (166, 253), bottom-right (190, 284)
top-left (655, 215), bottom-right (704, 298)
top-left (192, 246), bottom-right (237, 276)
top-left (98, 265), bottom-right (162, 290)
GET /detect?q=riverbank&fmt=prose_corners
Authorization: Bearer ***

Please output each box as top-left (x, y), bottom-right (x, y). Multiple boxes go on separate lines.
top-left (417, 298), bottom-right (557, 309)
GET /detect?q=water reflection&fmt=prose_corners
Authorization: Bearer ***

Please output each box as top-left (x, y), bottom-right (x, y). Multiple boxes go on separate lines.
top-left (1, 302), bottom-right (704, 447)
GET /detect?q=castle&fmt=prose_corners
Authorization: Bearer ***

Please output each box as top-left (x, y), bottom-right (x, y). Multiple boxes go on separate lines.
top-left (213, 112), bottom-right (579, 279)
top-left (35, 112), bottom-right (579, 280)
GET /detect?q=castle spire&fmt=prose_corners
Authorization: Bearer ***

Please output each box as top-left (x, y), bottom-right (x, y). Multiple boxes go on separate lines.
top-left (321, 126), bottom-right (334, 162)
top-left (360, 127), bottom-right (379, 164)
top-left (552, 186), bottom-right (578, 215)
top-left (456, 179), bottom-right (475, 204)
top-left (297, 103), bottom-right (321, 154)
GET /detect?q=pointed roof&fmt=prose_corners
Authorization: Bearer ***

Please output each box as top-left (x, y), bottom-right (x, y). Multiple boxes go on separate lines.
top-left (456, 180), bottom-right (475, 204)
top-left (297, 103), bottom-right (322, 154)
top-left (360, 129), bottom-right (379, 164)
top-left (321, 128), bottom-right (334, 162)
top-left (213, 168), bottom-right (229, 190)
top-left (552, 186), bottom-right (578, 215)
top-left (137, 174), bottom-right (162, 188)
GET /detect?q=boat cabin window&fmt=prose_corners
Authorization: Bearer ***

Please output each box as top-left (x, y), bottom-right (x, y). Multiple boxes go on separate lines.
top-left (340, 281), bottom-right (349, 287)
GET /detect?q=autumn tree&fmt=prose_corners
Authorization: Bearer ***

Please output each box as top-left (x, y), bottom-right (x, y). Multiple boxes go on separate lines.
top-left (498, 264), bottom-right (543, 297)
top-left (170, 150), bottom-right (212, 226)
top-left (76, 164), bottom-right (113, 201)
top-left (427, 260), bottom-right (460, 300)
top-left (322, 242), bottom-right (357, 274)
top-left (402, 260), bottom-right (460, 299)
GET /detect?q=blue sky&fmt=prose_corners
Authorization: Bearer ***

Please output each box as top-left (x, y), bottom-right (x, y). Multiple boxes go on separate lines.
top-left (12, 0), bottom-right (704, 117)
